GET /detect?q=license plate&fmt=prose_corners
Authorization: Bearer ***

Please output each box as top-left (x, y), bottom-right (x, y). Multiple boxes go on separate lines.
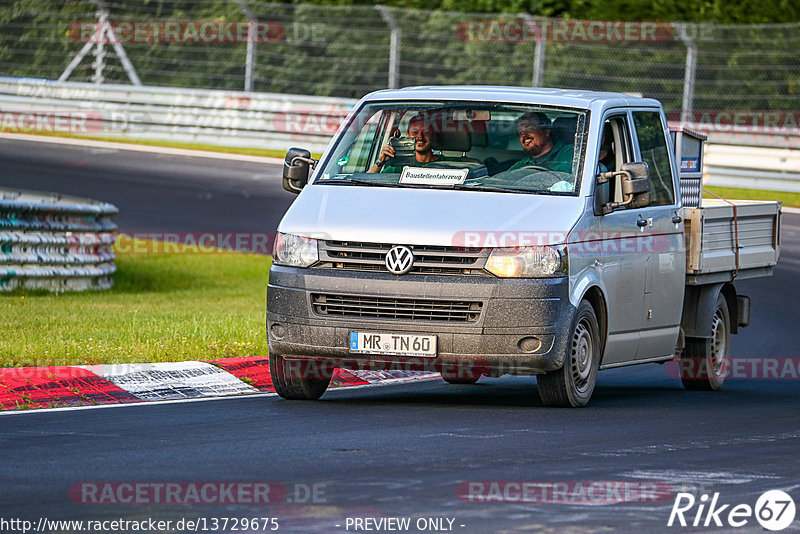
top-left (349, 331), bottom-right (437, 357)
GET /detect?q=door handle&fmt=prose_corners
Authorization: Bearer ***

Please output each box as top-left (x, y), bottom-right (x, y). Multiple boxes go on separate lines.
top-left (672, 211), bottom-right (682, 224)
top-left (636, 217), bottom-right (648, 228)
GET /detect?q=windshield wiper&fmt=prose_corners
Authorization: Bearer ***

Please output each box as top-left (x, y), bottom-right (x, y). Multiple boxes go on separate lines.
top-left (316, 177), bottom-right (404, 188)
top-left (318, 178), bottom-right (550, 195)
top-left (449, 183), bottom-right (530, 194)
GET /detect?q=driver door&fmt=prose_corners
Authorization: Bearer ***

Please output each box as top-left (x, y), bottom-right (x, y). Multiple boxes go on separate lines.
top-left (596, 112), bottom-right (646, 365)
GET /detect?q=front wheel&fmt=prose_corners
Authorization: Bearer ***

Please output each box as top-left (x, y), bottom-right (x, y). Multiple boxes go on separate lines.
top-left (269, 354), bottom-right (332, 400)
top-left (680, 293), bottom-right (730, 391)
top-left (442, 376), bottom-right (480, 385)
top-left (537, 301), bottom-right (601, 407)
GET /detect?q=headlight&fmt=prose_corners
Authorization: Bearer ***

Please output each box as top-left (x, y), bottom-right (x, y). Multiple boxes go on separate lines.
top-left (485, 246), bottom-right (567, 278)
top-left (273, 233), bottom-right (318, 267)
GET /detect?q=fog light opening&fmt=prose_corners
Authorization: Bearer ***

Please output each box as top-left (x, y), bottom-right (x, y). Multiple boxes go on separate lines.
top-left (518, 336), bottom-right (542, 353)
top-left (270, 323), bottom-right (286, 340)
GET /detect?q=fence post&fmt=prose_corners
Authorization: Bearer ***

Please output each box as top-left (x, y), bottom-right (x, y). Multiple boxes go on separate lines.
top-left (533, 36), bottom-right (545, 87)
top-left (676, 23), bottom-right (697, 113)
top-left (376, 5), bottom-right (401, 89)
top-left (235, 0), bottom-right (256, 92)
top-left (519, 13), bottom-right (545, 87)
top-left (91, 9), bottom-right (108, 84)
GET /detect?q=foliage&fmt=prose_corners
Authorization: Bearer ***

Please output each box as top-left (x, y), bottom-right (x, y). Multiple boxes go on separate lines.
top-left (0, 1), bottom-right (797, 110)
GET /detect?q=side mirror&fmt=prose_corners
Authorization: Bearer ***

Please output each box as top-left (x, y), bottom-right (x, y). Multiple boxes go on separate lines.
top-left (283, 148), bottom-right (317, 194)
top-left (597, 162), bottom-right (651, 214)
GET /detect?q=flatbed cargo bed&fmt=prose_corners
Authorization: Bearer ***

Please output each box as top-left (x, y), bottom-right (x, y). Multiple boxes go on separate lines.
top-left (684, 199), bottom-right (781, 285)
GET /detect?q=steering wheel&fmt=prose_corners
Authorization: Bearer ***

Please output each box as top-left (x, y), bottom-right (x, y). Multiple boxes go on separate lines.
top-left (521, 164), bottom-right (564, 182)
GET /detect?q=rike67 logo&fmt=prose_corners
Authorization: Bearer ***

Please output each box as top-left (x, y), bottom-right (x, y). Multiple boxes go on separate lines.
top-left (668, 490), bottom-right (796, 531)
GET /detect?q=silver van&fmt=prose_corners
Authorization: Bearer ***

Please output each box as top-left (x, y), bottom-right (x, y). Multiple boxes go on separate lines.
top-left (267, 86), bottom-right (780, 407)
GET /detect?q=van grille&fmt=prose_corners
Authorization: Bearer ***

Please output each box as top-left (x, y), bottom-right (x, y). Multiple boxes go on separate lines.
top-left (311, 293), bottom-right (483, 323)
top-left (315, 241), bottom-right (488, 275)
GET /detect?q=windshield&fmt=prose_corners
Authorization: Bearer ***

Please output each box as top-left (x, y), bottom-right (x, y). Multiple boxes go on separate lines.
top-left (315, 100), bottom-right (588, 195)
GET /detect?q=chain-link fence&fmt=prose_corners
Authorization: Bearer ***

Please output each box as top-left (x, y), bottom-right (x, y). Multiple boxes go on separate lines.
top-left (1, 1), bottom-right (799, 114)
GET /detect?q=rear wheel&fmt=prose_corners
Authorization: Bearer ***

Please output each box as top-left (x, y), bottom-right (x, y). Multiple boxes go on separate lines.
top-left (681, 293), bottom-right (730, 391)
top-left (537, 301), bottom-right (600, 407)
top-left (269, 354), bottom-right (332, 400)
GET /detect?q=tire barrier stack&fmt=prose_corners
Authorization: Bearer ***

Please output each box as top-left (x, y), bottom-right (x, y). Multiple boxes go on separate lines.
top-left (0, 188), bottom-right (118, 291)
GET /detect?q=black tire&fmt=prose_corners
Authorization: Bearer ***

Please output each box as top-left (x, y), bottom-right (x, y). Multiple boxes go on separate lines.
top-left (269, 354), bottom-right (332, 400)
top-left (442, 376), bottom-right (480, 385)
top-left (440, 362), bottom-right (483, 384)
top-left (537, 301), bottom-right (601, 407)
top-left (680, 293), bottom-right (730, 391)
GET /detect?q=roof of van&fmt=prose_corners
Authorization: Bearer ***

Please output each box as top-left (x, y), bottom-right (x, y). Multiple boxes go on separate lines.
top-left (361, 85), bottom-right (662, 109)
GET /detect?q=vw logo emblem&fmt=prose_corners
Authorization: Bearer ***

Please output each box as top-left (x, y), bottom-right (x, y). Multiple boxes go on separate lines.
top-left (385, 245), bottom-right (414, 275)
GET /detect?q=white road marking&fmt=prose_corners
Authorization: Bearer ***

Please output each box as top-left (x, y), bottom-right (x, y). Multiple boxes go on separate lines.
top-left (588, 431), bottom-right (800, 458)
top-left (0, 132), bottom-right (285, 164)
top-left (624, 469), bottom-right (782, 485)
top-left (81, 361), bottom-right (258, 401)
top-left (0, 371), bottom-right (441, 416)
top-left (0, 391), bottom-right (277, 416)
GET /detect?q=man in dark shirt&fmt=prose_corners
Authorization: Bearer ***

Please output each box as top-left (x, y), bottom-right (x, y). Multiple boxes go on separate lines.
top-left (508, 111), bottom-right (574, 174)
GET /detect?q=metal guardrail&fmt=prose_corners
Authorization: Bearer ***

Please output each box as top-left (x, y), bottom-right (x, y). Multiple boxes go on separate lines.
top-left (703, 144), bottom-right (800, 193)
top-left (0, 77), bottom-right (353, 154)
top-left (0, 188), bottom-right (118, 291)
top-left (1, 77), bottom-right (799, 191)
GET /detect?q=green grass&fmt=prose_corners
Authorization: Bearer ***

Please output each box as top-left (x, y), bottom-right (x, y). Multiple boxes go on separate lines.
top-left (704, 186), bottom-right (799, 208)
top-left (0, 241), bottom-right (271, 367)
top-left (3, 129), bottom-right (323, 159)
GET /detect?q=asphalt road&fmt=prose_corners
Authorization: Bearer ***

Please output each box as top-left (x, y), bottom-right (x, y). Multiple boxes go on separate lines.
top-left (0, 139), bottom-right (292, 233)
top-left (1, 138), bottom-right (799, 533)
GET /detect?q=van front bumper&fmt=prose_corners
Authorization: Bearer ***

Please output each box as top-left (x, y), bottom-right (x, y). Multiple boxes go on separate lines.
top-left (266, 266), bottom-right (576, 375)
